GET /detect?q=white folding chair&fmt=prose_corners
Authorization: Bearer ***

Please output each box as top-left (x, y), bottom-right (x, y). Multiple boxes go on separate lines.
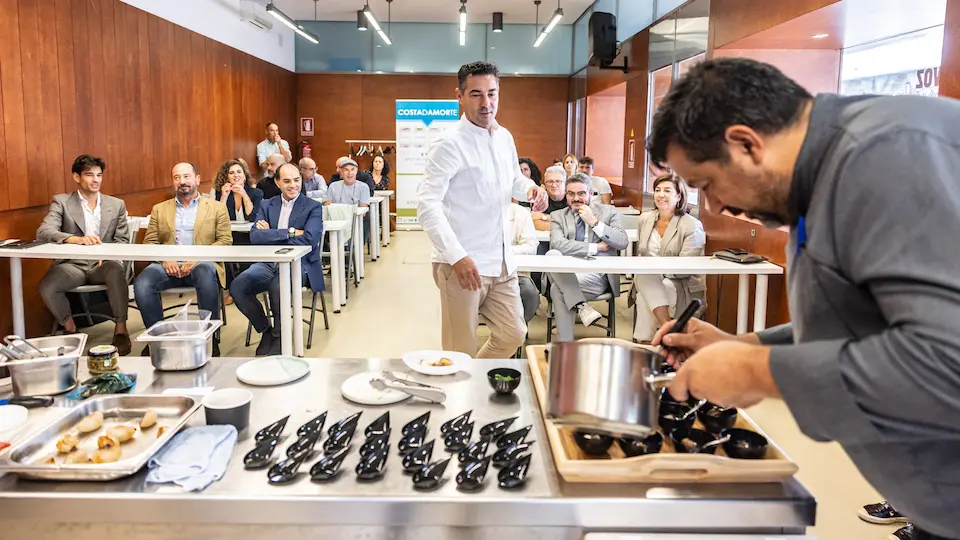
top-left (323, 203), bottom-right (357, 296)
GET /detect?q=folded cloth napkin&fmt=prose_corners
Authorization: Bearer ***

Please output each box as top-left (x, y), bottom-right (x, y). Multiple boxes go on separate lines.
top-left (146, 425), bottom-right (238, 491)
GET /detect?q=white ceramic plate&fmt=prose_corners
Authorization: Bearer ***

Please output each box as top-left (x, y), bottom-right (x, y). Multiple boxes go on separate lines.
top-left (0, 405), bottom-right (28, 433)
top-left (236, 356), bottom-right (310, 387)
top-left (340, 371), bottom-right (412, 406)
top-left (401, 350), bottom-right (470, 376)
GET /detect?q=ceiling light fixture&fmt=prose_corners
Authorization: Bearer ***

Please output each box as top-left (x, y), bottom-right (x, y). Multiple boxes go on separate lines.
top-left (357, 10), bottom-right (368, 31)
top-left (811, 33), bottom-right (829, 39)
top-left (459, 1), bottom-right (467, 46)
top-left (266, 2), bottom-right (320, 44)
top-left (492, 12), bottom-right (503, 32)
top-left (381, 0), bottom-right (393, 45)
top-left (363, 1), bottom-right (391, 45)
top-left (534, 0), bottom-right (562, 48)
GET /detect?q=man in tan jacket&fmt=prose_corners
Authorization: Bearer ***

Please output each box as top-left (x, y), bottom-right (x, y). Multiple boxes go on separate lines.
top-left (133, 163), bottom-right (231, 355)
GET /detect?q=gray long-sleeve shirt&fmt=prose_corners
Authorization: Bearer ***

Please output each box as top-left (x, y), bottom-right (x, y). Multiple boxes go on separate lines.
top-left (761, 94), bottom-right (960, 538)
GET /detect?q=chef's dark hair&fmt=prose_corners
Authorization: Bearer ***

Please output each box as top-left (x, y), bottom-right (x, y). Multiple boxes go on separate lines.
top-left (647, 58), bottom-right (812, 169)
top-left (458, 61), bottom-right (499, 91)
top-left (72, 154), bottom-right (106, 175)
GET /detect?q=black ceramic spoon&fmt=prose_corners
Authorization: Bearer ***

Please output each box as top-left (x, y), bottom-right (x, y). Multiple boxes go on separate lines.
top-left (355, 444), bottom-right (390, 480)
top-left (310, 446), bottom-right (349, 482)
top-left (479, 416), bottom-right (517, 441)
top-left (364, 411), bottom-right (390, 438)
top-left (255, 415), bottom-right (290, 443)
top-left (456, 455), bottom-right (491, 492)
top-left (440, 410), bottom-right (472, 435)
top-left (412, 458), bottom-right (450, 491)
top-left (498, 453), bottom-right (532, 489)
top-left (322, 428), bottom-right (354, 454)
top-left (493, 440), bottom-right (536, 468)
top-left (497, 425), bottom-right (532, 448)
top-left (297, 412), bottom-right (328, 438)
top-left (402, 439), bottom-right (435, 473)
top-left (267, 452), bottom-right (308, 485)
top-left (243, 435), bottom-right (280, 470)
top-left (397, 425), bottom-right (427, 455)
top-left (327, 411), bottom-right (362, 437)
top-left (402, 412), bottom-right (430, 437)
top-left (457, 439), bottom-right (489, 465)
top-left (359, 429), bottom-right (392, 458)
top-left (443, 421), bottom-right (475, 452)
top-left (285, 431), bottom-right (321, 459)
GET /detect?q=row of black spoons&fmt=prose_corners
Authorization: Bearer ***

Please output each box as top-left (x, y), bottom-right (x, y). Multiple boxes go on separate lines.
top-left (241, 410), bottom-right (532, 489)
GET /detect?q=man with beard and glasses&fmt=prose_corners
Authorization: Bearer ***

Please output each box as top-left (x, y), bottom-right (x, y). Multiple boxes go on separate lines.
top-left (134, 163), bottom-right (231, 356)
top-left (648, 57), bottom-right (960, 540)
top-left (418, 61), bottom-right (549, 358)
top-left (531, 165), bottom-right (569, 231)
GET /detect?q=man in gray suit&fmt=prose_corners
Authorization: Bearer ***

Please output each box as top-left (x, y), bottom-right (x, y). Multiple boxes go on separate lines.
top-left (37, 155), bottom-right (132, 355)
top-left (548, 172), bottom-right (628, 342)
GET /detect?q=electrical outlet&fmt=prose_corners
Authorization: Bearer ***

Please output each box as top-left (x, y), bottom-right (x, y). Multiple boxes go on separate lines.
top-left (751, 229), bottom-right (757, 237)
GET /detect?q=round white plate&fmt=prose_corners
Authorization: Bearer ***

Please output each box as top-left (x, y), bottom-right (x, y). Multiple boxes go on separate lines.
top-left (236, 356), bottom-right (310, 387)
top-left (340, 372), bottom-right (412, 406)
top-left (0, 405), bottom-right (28, 433)
top-left (401, 350), bottom-right (470, 376)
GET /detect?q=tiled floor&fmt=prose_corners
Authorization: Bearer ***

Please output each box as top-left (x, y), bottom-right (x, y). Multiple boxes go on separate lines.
top-left (84, 230), bottom-right (899, 540)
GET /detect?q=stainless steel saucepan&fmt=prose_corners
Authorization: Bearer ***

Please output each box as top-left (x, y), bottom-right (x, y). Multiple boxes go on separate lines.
top-left (544, 301), bottom-right (702, 438)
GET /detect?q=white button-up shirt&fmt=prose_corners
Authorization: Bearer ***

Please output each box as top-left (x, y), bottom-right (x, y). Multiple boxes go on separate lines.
top-left (418, 116), bottom-right (535, 277)
top-left (78, 192), bottom-right (102, 237)
top-left (278, 196), bottom-right (297, 229)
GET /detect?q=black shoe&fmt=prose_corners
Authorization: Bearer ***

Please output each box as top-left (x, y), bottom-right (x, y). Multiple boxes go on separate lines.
top-left (860, 501), bottom-right (908, 525)
top-left (889, 524), bottom-right (915, 540)
top-left (140, 345), bottom-right (150, 357)
top-left (212, 341), bottom-right (221, 358)
top-left (255, 331), bottom-right (276, 356)
top-left (269, 335), bottom-right (283, 356)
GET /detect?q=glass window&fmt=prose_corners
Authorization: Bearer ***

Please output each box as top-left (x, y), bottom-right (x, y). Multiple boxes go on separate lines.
top-left (572, 6), bottom-right (593, 72)
top-left (656, 0), bottom-right (688, 19)
top-left (618, 0), bottom-right (656, 42)
top-left (488, 24), bottom-right (573, 75)
top-left (840, 25), bottom-right (944, 97)
top-left (373, 23), bottom-right (487, 74)
top-left (297, 21), bottom-right (372, 72)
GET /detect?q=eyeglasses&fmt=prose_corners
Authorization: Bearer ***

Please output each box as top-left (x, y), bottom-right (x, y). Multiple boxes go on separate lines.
top-left (544, 180), bottom-right (563, 185)
top-left (566, 191), bottom-right (588, 198)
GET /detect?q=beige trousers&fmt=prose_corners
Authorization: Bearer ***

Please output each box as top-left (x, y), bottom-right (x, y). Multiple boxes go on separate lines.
top-left (432, 263), bottom-right (527, 358)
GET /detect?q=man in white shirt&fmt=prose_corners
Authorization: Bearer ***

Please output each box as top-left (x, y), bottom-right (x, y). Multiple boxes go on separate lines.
top-left (299, 157), bottom-right (328, 199)
top-left (418, 61), bottom-right (548, 358)
top-left (36, 155), bottom-right (132, 354)
top-left (578, 156), bottom-right (613, 204)
top-left (509, 204), bottom-right (540, 323)
top-left (256, 122), bottom-right (292, 169)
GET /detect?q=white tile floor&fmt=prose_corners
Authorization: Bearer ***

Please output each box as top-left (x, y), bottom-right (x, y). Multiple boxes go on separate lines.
top-left (84, 230), bottom-right (900, 540)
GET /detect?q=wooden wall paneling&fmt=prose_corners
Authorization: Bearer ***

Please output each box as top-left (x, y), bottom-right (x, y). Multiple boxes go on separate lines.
top-left (146, 13), bottom-right (165, 190)
top-left (188, 32), bottom-right (207, 175)
top-left (38, 0), bottom-right (64, 204)
top-left (939, 0), bottom-right (960, 99)
top-left (1, 0), bottom-right (28, 210)
top-left (709, 0), bottom-right (841, 50)
top-left (0, 19), bottom-right (6, 211)
top-left (54, 0), bottom-right (78, 196)
top-left (135, 7), bottom-right (155, 194)
top-left (157, 18), bottom-right (177, 186)
top-left (497, 77), bottom-right (569, 170)
top-left (99, 0), bottom-right (124, 190)
top-left (85, 0), bottom-right (108, 165)
top-left (17, 0), bottom-right (49, 209)
top-left (584, 94), bottom-right (626, 179)
top-left (117, 2), bottom-right (142, 194)
top-left (209, 41), bottom-right (224, 174)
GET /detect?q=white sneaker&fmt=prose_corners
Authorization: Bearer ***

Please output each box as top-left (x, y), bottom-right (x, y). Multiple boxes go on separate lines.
top-left (578, 304), bottom-right (603, 327)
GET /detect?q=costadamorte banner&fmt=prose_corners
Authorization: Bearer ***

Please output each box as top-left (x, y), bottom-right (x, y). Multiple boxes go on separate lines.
top-left (395, 100), bottom-right (460, 229)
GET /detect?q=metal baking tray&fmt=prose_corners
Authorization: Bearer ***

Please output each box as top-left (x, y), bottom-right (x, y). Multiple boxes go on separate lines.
top-left (0, 394), bottom-right (200, 481)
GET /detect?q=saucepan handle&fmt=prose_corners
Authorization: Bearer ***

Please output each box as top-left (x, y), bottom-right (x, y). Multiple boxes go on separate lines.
top-left (647, 372), bottom-right (676, 390)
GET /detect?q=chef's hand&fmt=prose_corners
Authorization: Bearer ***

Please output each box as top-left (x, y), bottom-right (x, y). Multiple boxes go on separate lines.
top-left (528, 185), bottom-right (548, 213)
top-left (452, 256), bottom-right (482, 291)
top-left (668, 341), bottom-right (780, 408)
top-left (578, 205), bottom-right (599, 226)
top-left (652, 318), bottom-right (741, 367)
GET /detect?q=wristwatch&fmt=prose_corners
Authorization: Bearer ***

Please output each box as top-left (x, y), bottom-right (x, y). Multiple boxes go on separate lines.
top-left (288, 227), bottom-right (296, 239)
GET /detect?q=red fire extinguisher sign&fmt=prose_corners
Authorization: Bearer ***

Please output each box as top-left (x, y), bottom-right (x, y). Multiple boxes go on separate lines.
top-left (300, 117), bottom-right (314, 137)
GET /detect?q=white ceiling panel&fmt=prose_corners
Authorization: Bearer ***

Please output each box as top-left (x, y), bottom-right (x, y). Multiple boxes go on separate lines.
top-left (260, 0), bottom-right (594, 25)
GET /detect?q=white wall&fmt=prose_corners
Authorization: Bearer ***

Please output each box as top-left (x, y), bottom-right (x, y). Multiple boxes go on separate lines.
top-left (120, 0), bottom-right (296, 72)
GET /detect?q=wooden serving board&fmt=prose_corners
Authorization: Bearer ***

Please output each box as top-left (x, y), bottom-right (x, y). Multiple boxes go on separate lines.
top-left (526, 344), bottom-right (799, 484)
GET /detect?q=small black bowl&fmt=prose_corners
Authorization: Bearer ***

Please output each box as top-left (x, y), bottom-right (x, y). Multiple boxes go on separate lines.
top-left (658, 402), bottom-right (696, 434)
top-left (669, 427), bottom-right (718, 454)
top-left (697, 404), bottom-right (739, 434)
top-left (720, 428), bottom-right (768, 460)
top-left (573, 430), bottom-right (614, 457)
top-left (487, 368), bottom-right (522, 395)
top-left (660, 388), bottom-right (697, 408)
top-left (617, 432), bottom-right (663, 457)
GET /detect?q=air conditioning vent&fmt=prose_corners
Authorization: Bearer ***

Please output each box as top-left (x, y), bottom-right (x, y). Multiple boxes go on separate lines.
top-left (239, 0), bottom-right (274, 31)
top-left (247, 17), bottom-right (273, 31)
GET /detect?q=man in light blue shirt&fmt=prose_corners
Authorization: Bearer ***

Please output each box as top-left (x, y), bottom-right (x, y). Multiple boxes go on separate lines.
top-left (299, 157), bottom-right (327, 199)
top-left (256, 122), bottom-right (292, 169)
top-left (174, 195), bottom-right (199, 246)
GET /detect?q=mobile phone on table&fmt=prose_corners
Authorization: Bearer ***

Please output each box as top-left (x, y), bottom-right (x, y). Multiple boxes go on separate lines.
top-left (275, 248), bottom-right (293, 254)
top-left (724, 247), bottom-right (748, 255)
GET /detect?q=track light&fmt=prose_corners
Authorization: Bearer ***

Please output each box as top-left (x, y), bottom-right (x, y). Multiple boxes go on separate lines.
top-left (357, 10), bottom-right (368, 30)
top-left (459, 5), bottom-right (467, 32)
top-left (266, 3), bottom-right (320, 44)
top-left (459, 31), bottom-right (466, 46)
top-left (377, 29), bottom-right (392, 45)
top-left (492, 12), bottom-right (503, 32)
top-left (533, 3), bottom-right (562, 48)
top-left (363, 2), bottom-right (391, 45)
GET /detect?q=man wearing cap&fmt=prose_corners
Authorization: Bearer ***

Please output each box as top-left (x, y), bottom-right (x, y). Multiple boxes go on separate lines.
top-left (330, 156), bottom-right (376, 196)
top-left (324, 158), bottom-right (370, 208)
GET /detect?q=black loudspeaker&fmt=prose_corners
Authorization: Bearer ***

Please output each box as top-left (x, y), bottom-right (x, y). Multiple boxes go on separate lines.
top-left (588, 11), bottom-right (618, 66)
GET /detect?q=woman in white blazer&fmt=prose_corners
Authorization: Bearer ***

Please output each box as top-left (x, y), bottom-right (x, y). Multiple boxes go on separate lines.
top-left (631, 174), bottom-right (706, 341)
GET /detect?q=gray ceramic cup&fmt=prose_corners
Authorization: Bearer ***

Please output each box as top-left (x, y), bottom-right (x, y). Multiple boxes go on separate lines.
top-left (203, 388), bottom-right (253, 432)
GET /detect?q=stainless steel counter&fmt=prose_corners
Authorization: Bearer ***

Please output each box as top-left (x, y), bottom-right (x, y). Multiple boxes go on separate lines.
top-left (0, 357), bottom-right (815, 537)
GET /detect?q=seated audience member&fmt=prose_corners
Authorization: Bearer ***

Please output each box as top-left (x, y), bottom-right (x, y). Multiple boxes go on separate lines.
top-left (519, 157), bottom-right (543, 186)
top-left (562, 153), bottom-right (578, 178)
top-left (299, 157), bottom-right (328, 199)
top-left (258, 153), bottom-right (286, 199)
top-left (238, 157), bottom-right (258, 189)
top-left (330, 156), bottom-right (376, 195)
top-left (578, 156), bottom-right (613, 204)
top-left (325, 159), bottom-right (370, 208)
top-left (256, 122), bottom-right (292, 169)
top-left (215, 159), bottom-right (263, 222)
top-left (370, 155), bottom-right (390, 191)
top-left (531, 166), bottom-right (569, 231)
top-left (547, 173), bottom-right (628, 342)
top-left (552, 158), bottom-right (564, 168)
top-left (509, 203), bottom-right (541, 323)
top-left (631, 174), bottom-right (705, 342)
top-left (134, 163), bottom-right (232, 356)
top-left (36, 155), bottom-right (132, 355)
top-left (231, 163), bottom-right (325, 356)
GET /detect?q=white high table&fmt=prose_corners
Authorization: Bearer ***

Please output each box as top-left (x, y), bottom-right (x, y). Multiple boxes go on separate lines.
top-left (516, 254), bottom-right (783, 334)
top-left (369, 196), bottom-right (384, 261)
top-left (535, 229), bottom-right (641, 256)
top-left (0, 243), bottom-right (311, 356)
top-left (354, 206), bottom-right (369, 282)
top-left (374, 190), bottom-right (394, 245)
top-left (324, 219), bottom-right (349, 313)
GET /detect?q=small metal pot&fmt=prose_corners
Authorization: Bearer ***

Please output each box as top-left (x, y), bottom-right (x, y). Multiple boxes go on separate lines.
top-left (136, 320), bottom-right (222, 371)
top-left (2, 334), bottom-right (87, 396)
top-left (545, 341), bottom-right (674, 438)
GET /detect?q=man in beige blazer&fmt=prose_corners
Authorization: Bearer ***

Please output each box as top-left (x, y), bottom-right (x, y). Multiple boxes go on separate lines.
top-left (547, 173), bottom-right (628, 342)
top-left (37, 155), bottom-right (132, 354)
top-left (133, 163), bottom-right (231, 355)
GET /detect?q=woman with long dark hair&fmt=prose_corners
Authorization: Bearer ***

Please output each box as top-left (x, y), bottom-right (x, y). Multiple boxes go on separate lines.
top-left (370, 155), bottom-right (391, 191)
top-left (215, 159), bottom-right (263, 222)
top-left (518, 157), bottom-right (542, 186)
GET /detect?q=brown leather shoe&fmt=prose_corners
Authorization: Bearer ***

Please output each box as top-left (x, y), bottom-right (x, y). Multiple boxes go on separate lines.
top-left (113, 334), bottom-right (132, 356)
